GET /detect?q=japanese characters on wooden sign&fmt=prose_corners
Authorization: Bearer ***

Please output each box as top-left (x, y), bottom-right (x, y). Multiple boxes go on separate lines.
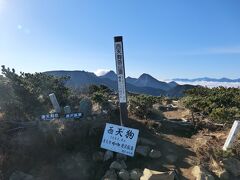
top-left (101, 123), bottom-right (139, 157)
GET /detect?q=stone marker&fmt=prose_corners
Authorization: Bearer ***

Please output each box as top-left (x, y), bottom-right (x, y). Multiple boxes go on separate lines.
top-left (79, 98), bottom-right (92, 117)
top-left (64, 105), bottom-right (71, 114)
top-left (49, 93), bottom-right (61, 113)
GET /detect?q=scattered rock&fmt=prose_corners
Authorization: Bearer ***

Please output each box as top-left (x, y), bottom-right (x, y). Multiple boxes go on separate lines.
top-left (79, 98), bottom-right (92, 117)
top-left (217, 170), bottom-right (230, 180)
top-left (138, 137), bottom-right (156, 146)
top-left (103, 169), bottom-right (118, 180)
top-left (211, 158), bottom-right (229, 180)
top-left (104, 150), bottom-right (114, 161)
top-left (110, 161), bottom-right (127, 170)
top-left (222, 157), bottom-right (240, 177)
top-left (136, 146), bottom-right (151, 157)
top-left (191, 166), bottom-right (215, 180)
top-left (149, 149), bottom-right (162, 158)
top-left (130, 169), bottom-right (143, 180)
top-left (118, 169), bottom-right (130, 180)
top-left (116, 153), bottom-right (127, 161)
top-left (140, 168), bottom-right (175, 180)
top-left (120, 160), bottom-right (127, 169)
top-left (166, 154), bottom-right (178, 163)
top-left (10, 171), bottom-right (34, 180)
top-left (92, 151), bottom-right (104, 162)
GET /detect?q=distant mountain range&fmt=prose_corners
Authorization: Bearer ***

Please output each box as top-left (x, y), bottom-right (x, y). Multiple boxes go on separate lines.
top-left (45, 70), bottom-right (196, 97)
top-left (173, 77), bottom-right (240, 83)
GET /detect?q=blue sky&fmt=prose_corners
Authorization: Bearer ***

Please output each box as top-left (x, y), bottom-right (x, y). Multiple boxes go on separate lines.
top-left (0, 0), bottom-right (240, 80)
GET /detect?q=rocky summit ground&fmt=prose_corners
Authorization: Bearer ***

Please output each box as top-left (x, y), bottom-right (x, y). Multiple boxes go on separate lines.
top-left (1, 105), bottom-right (239, 180)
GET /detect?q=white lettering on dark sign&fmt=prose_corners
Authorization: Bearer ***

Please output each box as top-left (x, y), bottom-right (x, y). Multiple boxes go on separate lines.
top-left (41, 113), bottom-right (59, 121)
top-left (65, 112), bottom-right (83, 119)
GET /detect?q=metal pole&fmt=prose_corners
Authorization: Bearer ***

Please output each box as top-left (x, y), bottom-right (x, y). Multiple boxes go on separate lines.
top-left (114, 36), bottom-right (128, 126)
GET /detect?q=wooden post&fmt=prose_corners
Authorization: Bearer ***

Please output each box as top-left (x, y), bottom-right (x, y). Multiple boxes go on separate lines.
top-left (114, 36), bottom-right (128, 126)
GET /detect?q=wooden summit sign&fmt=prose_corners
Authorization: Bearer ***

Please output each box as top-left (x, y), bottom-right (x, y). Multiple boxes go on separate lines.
top-left (100, 36), bottom-right (139, 157)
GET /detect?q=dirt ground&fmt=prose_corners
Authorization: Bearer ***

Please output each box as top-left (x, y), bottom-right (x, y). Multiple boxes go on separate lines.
top-left (124, 117), bottom-right (197, 179)
top-left (125, 107), bottom-right (229, 179)
top-left (0, 108), bottom-right (230, 180)
top-left (163, 108), bottom-right (191, 120)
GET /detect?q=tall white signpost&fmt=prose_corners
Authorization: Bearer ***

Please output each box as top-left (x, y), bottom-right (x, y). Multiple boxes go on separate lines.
top-left (223, 120), bottom-right (240, 150)
top-left (114, 36), bottom-right (128, 126)
top-left (100, 36), bottom-right (139, 157)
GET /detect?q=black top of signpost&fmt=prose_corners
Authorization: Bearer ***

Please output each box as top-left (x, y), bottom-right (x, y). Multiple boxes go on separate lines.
top-left (114, 36), bottom-right (122, 42)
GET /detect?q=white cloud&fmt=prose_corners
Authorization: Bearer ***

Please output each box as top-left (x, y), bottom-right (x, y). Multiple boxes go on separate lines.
top-left (17, 25), bottom-right (22, 30)
top-left (17, 24), bottom-right (31, 34)
top-left (176, 81), bottom-right (240, 88)
top-left (94, 69), bottom-right (110, 76)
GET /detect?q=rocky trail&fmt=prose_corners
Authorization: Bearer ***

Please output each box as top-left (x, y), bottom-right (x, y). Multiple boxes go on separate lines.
top-left (116, 116), bottom-right (197, 179)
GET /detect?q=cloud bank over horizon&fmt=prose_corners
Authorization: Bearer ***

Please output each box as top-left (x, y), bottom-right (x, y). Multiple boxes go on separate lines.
top-left (94, 68), bottom-right (240, 88)
top-left (175, 81), bottom-right (240, 88)
top-left (94, 69), bottom-right (110, 76)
